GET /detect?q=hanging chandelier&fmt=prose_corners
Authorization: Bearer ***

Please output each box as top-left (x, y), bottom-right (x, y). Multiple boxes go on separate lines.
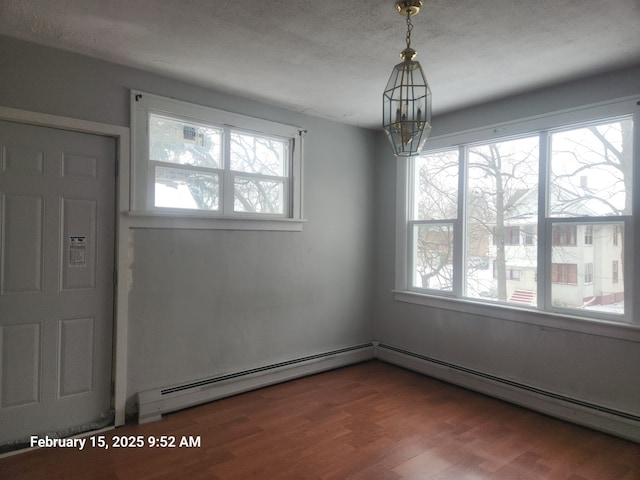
top-left (383, 0), bottom-right (432, 157)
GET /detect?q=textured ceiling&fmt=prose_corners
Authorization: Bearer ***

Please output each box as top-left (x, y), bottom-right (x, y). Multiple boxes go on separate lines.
top-left (1, 0), bottom-right (640, 128)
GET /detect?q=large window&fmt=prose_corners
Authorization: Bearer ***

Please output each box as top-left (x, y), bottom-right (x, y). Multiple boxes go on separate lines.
top-left (401, 111), bottom-right (635, 323)
top-left (131, 91), bottom-right (304, 227)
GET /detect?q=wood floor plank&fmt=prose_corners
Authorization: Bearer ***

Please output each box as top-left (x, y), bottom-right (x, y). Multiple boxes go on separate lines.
top-left (1, 360), bottom-right (638, 479)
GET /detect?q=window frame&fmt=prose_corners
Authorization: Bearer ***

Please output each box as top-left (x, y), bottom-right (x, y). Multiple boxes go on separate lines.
top-left (394, 97), bottom-right (639, 332)
top-left (552, 263), bottom-right (578, 285)
top-left (584, 262), bottom-right (594, 284)
top-left (584, 225), bottom-right (594, 245)
top-left (552, 224), bottom-right (577, 246)
top-left (130, 90), bottom-right (306, 231)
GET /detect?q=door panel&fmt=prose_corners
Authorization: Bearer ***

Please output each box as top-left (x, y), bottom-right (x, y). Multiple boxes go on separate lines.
top-left (0, 322), bottom-right (41, 408)
top-left (58, 316), bottom-right (94, 398)
top-left (1, 194), bottom-right (44, 294)
top-left (0, 120), bottom-right (115, 445)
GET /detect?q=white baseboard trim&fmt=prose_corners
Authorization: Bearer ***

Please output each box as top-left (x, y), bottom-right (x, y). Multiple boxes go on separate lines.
top-left (136, 341), bottom-right (639, 442)
top-left (137, 344), bottom-right (374, 424)
top-left (375, 342), bottom-right (640, 443)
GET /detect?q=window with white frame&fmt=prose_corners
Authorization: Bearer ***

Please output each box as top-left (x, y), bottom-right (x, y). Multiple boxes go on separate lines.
top-left (131, 91), bottom-right (304, 225)
top-left (401, 109), bottom-right (635, 323)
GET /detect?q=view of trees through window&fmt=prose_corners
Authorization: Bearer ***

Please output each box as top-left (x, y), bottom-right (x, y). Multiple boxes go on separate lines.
top-left (548, 119), bottom-right (631, 313)
top-left (550, 120), bottom-right (633, 217)
top-left (230, 132), bottom-right (287, 214)
top-left (412, 151), bottom-right (458, 290)
top-left (466, 136), bottom-right (539, 302)
top-left (149, 114), bottom-right (288, 214)
top-left (410, 116), bottom-right (633, 318)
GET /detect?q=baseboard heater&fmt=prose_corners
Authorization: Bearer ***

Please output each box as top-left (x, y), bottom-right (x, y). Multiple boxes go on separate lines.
top-left (375, 343), bottom-right (640, 442)
top-left (137, 343), bottom-right (374, 424)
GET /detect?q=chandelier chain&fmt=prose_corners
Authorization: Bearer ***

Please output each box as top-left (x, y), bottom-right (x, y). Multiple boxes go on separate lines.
top-left (405, 12), bottom-right (413, 50)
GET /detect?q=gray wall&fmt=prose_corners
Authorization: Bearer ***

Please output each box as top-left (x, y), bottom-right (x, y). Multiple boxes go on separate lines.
top-left (373, 66), bottom-right (640, 416)
top-left (1, 36), bottom-right (376, 411)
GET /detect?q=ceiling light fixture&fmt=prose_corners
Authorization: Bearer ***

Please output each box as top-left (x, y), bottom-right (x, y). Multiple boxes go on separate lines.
top-left (383, 0), bottom-right (432, 157)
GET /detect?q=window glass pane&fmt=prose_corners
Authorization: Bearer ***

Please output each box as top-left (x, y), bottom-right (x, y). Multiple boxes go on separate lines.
top-left (230, 132), bottom-right (287, 176)
top-left (154, 166), bottom-right (219, 210)
top-left (412, 224), bottom-right (454, 291)
top-left (414, 150), bottom-right (459, 220)
top-left (551, 222), bottom-right (624, 315)
top-left (466, 136), bottom-right (539, 304)
top-left (234, 177), bottom-right (284, 214)
top-left (549, 118), bottom-right (633, 217)
top-left (552, 224), bottom-right (577, 246)
top-left (149, 114), bottom-right (221, 169)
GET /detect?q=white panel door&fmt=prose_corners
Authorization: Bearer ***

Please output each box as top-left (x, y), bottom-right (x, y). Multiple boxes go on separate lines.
top-left (0, 120), bottom-right (115, 445)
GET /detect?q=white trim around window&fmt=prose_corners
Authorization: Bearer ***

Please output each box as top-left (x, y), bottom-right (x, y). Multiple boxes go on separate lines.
top-left (130, 90), bottom-right (306, 231)
top-left (395, 96), bottom-right (640, 336)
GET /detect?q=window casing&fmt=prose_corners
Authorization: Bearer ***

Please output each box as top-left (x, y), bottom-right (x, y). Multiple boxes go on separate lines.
top-left (396, 100), bottom-right (637, 325)
top-left (131, 91), bottom-right (305, 230)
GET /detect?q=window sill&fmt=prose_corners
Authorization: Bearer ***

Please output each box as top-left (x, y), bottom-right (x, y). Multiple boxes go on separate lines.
top-left (125, 211), bottom-right (306, 231)
top-left (393, 290), bottom-right (640, 342)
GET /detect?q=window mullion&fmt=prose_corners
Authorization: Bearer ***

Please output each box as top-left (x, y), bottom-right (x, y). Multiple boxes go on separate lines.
top-left (538, 131), bottom-right (550, 311)
top-left (629, 108), bottom-right (640, 324)
top-left (286, 137), bottom-right (294, 217)
top-left (147, 159), bottom-right (155, 213)
top-left (222, 125), bottom-right (234, 215)
top-left (396, 156), bottom-right (411, 291)
top-left (150, 159), bottom-right (221, 175)
top-left (232, 171), bottom-right (287, 182)
top-left (454, 145), bottom-right (466, 297)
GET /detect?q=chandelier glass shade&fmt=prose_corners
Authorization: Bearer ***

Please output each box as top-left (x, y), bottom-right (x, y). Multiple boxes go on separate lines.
top-left (383, 1), bottom-right (432, 157)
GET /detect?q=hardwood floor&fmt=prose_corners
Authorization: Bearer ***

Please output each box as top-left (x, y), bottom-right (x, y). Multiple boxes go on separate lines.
top-left (1, 360), bottom-right (639, 479)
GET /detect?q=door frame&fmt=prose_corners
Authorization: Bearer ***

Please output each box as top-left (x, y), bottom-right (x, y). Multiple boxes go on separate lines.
top-left (0, 106), bottom-right (129, 427)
